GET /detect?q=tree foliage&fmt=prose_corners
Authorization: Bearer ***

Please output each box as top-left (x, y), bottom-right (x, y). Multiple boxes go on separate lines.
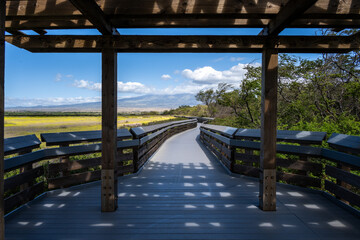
top-left (182, 30), bottom-right (360, 135)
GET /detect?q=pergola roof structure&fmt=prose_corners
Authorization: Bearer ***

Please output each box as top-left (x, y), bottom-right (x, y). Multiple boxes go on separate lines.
top-left (0, 1), bottom-right (359, 240)
top-left (4, 0), bottom-right (360, 30)
top-left (3, 0), bottom-right (360, 53)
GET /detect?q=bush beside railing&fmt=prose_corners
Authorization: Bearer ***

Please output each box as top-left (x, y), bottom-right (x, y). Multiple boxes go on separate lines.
top-left (200, 124), bottom-right (360, 211)
top-left (3, 119), bottom-right (197, 214)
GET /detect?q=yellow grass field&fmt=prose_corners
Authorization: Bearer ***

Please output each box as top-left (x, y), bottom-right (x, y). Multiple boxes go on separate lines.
top-left (5, 115), bottom-right (176, 138)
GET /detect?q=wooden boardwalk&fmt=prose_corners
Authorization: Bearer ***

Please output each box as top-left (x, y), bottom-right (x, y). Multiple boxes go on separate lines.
top-left (5, 127), bottom-right (360, 240)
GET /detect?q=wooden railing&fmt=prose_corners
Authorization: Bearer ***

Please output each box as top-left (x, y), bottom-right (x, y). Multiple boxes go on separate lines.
top-left (200, 124), bottom-right (360, 211)
top-left (3, 119), bottom-right (197, 214)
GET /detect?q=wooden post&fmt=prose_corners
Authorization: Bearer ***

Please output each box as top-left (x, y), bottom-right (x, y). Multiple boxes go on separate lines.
top-left (101, 48), bottom-right (118, 212)
top-left (259, 47), bottom-right (278, 211)
top-left (0, 0), bottom-right (5, 237)
top-left (336, 163), bottom-right (351, 204)
top-left (59, 144), bottom-right (70, 177)
top-left (19, 150), bottom-right (33, 191)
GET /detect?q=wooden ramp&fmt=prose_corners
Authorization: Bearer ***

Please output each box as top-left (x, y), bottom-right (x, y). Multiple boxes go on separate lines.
top-left (5, 127), bottom-right (360, 240)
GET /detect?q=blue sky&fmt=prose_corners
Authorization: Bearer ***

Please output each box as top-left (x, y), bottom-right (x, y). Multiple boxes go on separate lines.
top-left (5, 28), bottom-right (322, 108)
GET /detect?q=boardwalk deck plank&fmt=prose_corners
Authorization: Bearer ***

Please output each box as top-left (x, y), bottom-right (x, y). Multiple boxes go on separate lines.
top-left (5, 127), bottom-right (360, 240)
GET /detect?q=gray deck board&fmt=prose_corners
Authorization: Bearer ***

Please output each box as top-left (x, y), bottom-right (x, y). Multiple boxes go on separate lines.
top-left (5, 127), bottom-right (360, 240)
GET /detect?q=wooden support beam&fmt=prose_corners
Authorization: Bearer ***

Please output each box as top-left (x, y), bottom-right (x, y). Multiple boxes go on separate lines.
top-left (0, 0), bottom-right (4, 237)
top-left (4, 35), bottom-right (360, 53)
top-left (261, 0), bottom-right (317, 36)
top-left (101, 48), bottom-right (118, 212)
top-left (5, 30), bottom-right (25, 35)
top-left (259, 44), bottom-right (278, 211)
top-left (69, 0), bottom-right (119, 35)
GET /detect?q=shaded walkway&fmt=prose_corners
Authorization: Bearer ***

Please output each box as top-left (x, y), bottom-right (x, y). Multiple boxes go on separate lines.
top-left (5, 127), bottom-right (360, 239)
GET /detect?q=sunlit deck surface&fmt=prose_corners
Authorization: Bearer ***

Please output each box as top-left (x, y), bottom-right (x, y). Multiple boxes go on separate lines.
top-left (5, 127), bottom-right (360, 240)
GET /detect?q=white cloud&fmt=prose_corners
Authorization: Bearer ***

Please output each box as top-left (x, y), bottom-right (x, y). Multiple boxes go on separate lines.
top-left (161, 74), bottom-right (172, 80)
top-left (73, 80), bottom-right (152, 94)
top-left (55, 73), bottom-right (62, 82)
top-left (73, 80), bottom-right (101, 90)
top-left (182, 63), bottom-right (260, 85)
top-left (117, 81), bottom-right (152, 94)
top-left (5, 96), bottom-right (101, 108)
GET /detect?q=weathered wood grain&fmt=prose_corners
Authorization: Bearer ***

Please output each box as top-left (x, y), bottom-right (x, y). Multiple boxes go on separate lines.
top-left (41, 129), bottom-right (132, 146)
top-left (5, 35), bottom-right (360, 53)
top-left (326, 165), bottom-right (360, 189)
top-left (101, 48), bottom-right (118, 212)
top-left (4, 182), bottom-right (44, 213)
top-left (277, 172), bottom-right (321, 188)
top-left (4, 134), bottom-right (41, 156)
top-left (48, 158), bottom-right (101, 177)
top-left (0, 1), bottom-right (5, 237)
top-left (327, 133), bottom-right (360, 155)
top-left (325, 180), bottom-right (360, 207)
top-left (259, 46), bottom-right (278, 211)
top-left (4, 166), bottom-right (44, 192)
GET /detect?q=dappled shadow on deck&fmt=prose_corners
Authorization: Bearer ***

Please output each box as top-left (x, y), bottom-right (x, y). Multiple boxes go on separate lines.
top-left (5, 127), bottom-right (360, 240)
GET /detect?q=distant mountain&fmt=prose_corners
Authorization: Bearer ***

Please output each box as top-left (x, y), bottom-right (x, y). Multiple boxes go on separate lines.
top-left (6, 94), bottom-right (200, 112)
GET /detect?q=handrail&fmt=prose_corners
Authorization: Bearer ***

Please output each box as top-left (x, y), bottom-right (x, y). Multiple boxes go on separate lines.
top-left (3, 119), bottom-right (198, 214)
top-left (131, 119), bottom-right (196, 138)
top-left (4, 134), bottom-right (41, 156)
top-left (200, 123), bottom-right (360, 211)
top-left (4, 140), bottom-right (139, 172)
top-left (40, 129), bottom-right (133, 146)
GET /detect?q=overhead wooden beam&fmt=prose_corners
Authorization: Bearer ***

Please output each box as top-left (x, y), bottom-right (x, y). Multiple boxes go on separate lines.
top-left (69, 0), bottom-right (119, 35)
top-left (101, 48), bottom-right (118, 212)
top-left (33, 29), bottom-right (47, 35)
top-left (5, 29), bottom-right (25, 35)
top-left (0, 0), bottom-right (5, 238)
top-left (259, 44), bottom-right (278, 211)
top-left (5, 16), bottom-right (360, 30)
top-left (261, 0), bottom-right (318, 36)
top-left (5, 35), bottom-right (360, 53)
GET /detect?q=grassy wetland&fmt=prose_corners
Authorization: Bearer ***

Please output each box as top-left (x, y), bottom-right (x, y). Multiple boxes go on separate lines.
top-left (5, 114), bottom-right (176, 138)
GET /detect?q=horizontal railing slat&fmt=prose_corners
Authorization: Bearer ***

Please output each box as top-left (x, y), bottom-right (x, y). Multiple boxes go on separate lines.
top-left (5, 140), bottom-right (139, 172)
top-left (41, 129), bottom-right (133, 146)
top-left (327, 133), bottom-right (360, 155)
top-left (325, 165), bottom-right (360, 189)
top-left (4, 134), bottom-right (41, 156)
top-left (322, 148), bottom-right (360, 168)
top-left (5, 182), bottom-right (45, 213)
top-left (325, 180), bottom-right (360, 207)
top-left (4, 166), bottom-right (44, 192)
top-left (131, 119), bottom-right (196, 138)
top-left (200, 124), bottom-right (237, 138)
top-left (48, 170), bottom-right (101, 189)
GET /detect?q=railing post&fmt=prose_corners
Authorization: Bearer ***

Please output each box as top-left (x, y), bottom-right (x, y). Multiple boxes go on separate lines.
top-left (336, 163), bottom-right (351, 204)
top-left (101, 48), bottom-right (118, 212)
top-left (59, 144), bottom-right (70, 177)
top-left (259, 46), bottom-right (278, 211)
top-left (19, 150), bottom-right (33, 191)
top-left (0, 0), bottom-right (5, 237)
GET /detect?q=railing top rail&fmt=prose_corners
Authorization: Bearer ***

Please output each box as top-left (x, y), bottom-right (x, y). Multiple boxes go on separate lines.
top-left (4, 139), bottom-right (139, 172)
top-left (201, 126), bottom-right (360, 168)
top-left (327, 133), bottom-right (360, 155)
top-left (139, 122), bottom-right (193, 145)
top-left (201, 124), bottom-right (237, 138)
top-left (235, 128), bottom-right (327, 145)
top-left (4, 134), bottom-right (41, 156)
top-left (40, 129), bottom-right (133, 146)
top-left (130, 119), bottom-right (196, 138)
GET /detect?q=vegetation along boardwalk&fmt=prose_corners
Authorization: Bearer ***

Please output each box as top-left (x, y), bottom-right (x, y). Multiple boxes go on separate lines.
top-left (5, 127), bottom-right (360, 240)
